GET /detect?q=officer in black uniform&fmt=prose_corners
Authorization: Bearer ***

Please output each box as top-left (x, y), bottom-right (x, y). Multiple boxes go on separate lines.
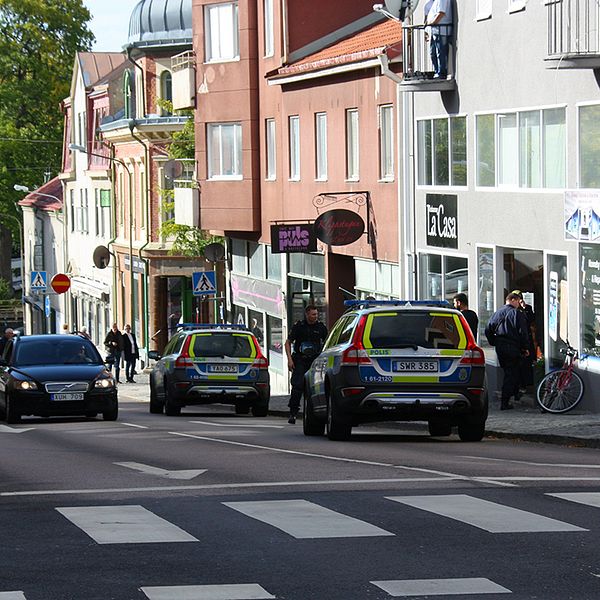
top-left (284, 304), bottom-right (328, 424)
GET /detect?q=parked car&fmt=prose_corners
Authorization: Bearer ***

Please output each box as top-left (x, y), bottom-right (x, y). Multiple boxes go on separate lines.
top-left (0, 334), bottom-right (118, 423)
top-left (303, 300), bottom-right (488, 441)
top-left (148, 324), bottom-right (270, 417)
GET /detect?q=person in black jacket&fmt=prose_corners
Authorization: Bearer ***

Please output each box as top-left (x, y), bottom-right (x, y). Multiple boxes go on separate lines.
top-left (284, 305), bottom-right (328, 424)
top-left (485, 293), bottom-right (530, 410)
top-left (122, 324), bottom-right (139, 383)
top-left (104, 323), bottom-right (124, 383)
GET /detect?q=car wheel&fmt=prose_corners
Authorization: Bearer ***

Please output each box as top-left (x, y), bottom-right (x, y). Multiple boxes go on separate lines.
top-left (251, 399), bottom-right (269, 417)
top-left (235, 403), bottom-right (250, 415)
top-left (326, 396), bottom-right (351, 441)
top-left (303, 385), bottom-right (325, 436)
top-left (102, 398), bottom-right (118, 421)
top-left (164, 383), bottom-right (181, 416)
top-left (5, 396), bottom-right (20, 424)
top-left (428, 420), bottom-right (452, 437)
top-left (149, 381), bottom-right (164, 414)
top-left (457, 416), bottom-right (486, 442)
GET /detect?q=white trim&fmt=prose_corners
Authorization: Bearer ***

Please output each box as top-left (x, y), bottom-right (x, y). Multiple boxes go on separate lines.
top-left (268, 58), bottom-right (382, 86)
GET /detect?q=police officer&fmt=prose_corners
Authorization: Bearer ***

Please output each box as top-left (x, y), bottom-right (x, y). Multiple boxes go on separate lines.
top-left (284, 304), bottom-right (328, 424)
top-left (485, 293), bottom-right (530, 410)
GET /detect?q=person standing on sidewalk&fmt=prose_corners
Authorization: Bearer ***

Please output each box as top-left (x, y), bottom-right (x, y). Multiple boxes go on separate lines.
top-left (453, 292), bottom-right (479, 340)
top-left (284, 305), bottom-right (328, 424)
top-left (104, 323), bottom-right (124, 384)
top-left (122, 324), bottom-right (139, 383)
top-left (485, 292), bottom-right (530, 410)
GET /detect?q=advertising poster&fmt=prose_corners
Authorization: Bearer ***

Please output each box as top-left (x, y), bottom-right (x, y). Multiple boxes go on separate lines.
top-left (549, 270), bottom-right (558, 342)
top-left (580, 244), bottom-right (600, 356)
top-left (564, 190), bottom-right (600, 242)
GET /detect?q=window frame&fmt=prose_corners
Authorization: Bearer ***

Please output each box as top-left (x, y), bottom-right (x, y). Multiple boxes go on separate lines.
top-left (265, 118), bottom-right (276, 180)
top-left (315, 112), bottom-right (328, 181)
top-left (379, 104), bottom-right (394, 182)
top-left (345, 108), bottom-right (360, 181)
top-left (204, 1), bottom-right (240, 63)
top-left (207, 122), bottom-right (243, 180)
top-left (288, 115), bottom-right (300, 181)
top-left (263, 0), bottom-right (274, 58)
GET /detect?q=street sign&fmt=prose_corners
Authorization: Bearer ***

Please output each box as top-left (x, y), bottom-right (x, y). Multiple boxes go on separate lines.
top-left (44, 295), bottom-right (51, 318)
top-left (30, 271), bottom-right (47, 292)
top-left (192, 271), bottom-right (216, 296)
top-left (51, 273), bottom-right (71, 294)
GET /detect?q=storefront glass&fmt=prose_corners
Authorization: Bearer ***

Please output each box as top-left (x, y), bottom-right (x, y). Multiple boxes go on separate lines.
top-left (267, 315), bottom-right (283, 372)
top-left (477, 247), bottom-right (494, 348)
top-left (547, 254), bottom-right (568, 370)
top-left (580, 244), bottom-right (600, 358)
top-left (419, 254), bottom-right (468, 301)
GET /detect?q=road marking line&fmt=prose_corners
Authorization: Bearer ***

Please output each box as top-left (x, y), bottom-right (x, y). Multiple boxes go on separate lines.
top-left (0, 477), bottom-right (454, 497)
top-left (190, 420), bottom-right (284, 429)
top-left (0, 425), bottom-right (34, 434)
top-left (115, 461), bottom-right (207, 480)
top-left (120, 422), bottom-right (149, 429)
top-left (386, 494), bottom-right (586, 533)
top-left (548, 492), bottom-right (600, 508)
top-left (371, 577), bottom-right (511, 596)
top-left (462, 456), bottom-right (600, 468)
top-left (224, 499), bottom-right (394, 539)
top-left (0, 593), bottom-right (28, 599)
top-left (56, 505), bottom-right (198, 544)
top-left (140, 584), bottom-right (275, 599)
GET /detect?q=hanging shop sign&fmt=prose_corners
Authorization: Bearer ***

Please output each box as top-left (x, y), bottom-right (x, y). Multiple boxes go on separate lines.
top-left (425, 194), bottom-right (458, 249)
top-left (270, 223), bottom-right (317, 254)
top-left (314, 209), bottom-right (365, 246)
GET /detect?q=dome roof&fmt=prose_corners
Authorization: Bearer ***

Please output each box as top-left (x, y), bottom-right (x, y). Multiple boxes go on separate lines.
top-left (127, 0), bottom-right (192, 49)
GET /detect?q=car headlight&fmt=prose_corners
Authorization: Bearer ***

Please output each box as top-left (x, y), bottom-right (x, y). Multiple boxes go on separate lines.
top-left (14, 380), bottom-right (38, 391)
top-left (95, 377), bottom-right (115, 389)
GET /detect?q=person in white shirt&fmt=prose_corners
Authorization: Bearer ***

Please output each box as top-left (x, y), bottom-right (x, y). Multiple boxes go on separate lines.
top-left (122, 324), bottom-right (139, 383)
top-left (425, 0), bottom-right (453, 79)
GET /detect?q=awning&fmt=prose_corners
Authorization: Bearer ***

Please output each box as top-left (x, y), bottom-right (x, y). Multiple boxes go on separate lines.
top-left (23, 295), bottom-right (44, 312)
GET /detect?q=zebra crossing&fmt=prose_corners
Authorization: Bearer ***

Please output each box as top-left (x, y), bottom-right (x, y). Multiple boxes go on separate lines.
top-left (5, 491), bottom-right (600, 598)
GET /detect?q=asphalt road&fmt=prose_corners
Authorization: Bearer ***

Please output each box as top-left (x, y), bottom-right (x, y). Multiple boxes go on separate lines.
top-left (2, 397), bottom-right (600, 599)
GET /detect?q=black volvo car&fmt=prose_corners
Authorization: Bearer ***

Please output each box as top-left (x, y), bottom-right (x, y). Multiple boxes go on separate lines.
top-left (0, 334), bottom-right (118, 423)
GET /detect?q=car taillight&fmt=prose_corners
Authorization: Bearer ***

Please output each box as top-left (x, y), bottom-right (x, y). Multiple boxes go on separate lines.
top-left (460, 345), bottom-right (485, 365)
top-left (175, 336), bottom-right (194, 368)
top-left (340, 315), bottom-right (372, 366)
top-left (252, 348), bottom-right (269, 369)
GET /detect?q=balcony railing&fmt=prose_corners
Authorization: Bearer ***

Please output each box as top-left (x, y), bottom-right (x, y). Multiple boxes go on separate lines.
top-left (400, 25), bottom-right (455, 91)
top-left (547, 0), bottom-right (600, 67)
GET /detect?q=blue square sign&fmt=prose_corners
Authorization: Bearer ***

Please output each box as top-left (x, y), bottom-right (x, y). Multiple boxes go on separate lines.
top-left (192, 271), bottom-right (216, 296)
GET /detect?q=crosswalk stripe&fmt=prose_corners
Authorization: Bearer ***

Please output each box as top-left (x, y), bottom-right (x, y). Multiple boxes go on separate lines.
top-left (223, 499), bottom-right (394, 539)
top-left (548, 492), bottom-right (600, 508)
top-left (386, 494), bottom-right (586, 533)
top-left (371, 578), bottom-right (511, 596)
top-left (0, 593), bottom-right (27, 599)
top-left (140, 584), bottom-right (275, 599)
top-left (56, 505), bottom-right (198, 544)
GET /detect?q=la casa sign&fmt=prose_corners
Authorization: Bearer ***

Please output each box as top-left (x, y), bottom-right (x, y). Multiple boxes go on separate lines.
top-left (426, 194), bottom-right (458, 249)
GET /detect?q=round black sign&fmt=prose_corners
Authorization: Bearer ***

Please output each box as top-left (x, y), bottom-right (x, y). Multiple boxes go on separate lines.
top-left (314, 209), bottom-right (365, 246)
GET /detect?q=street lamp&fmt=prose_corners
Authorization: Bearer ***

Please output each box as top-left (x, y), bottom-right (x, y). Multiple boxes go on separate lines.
top-left (69, 143), bottom-right (135, 332)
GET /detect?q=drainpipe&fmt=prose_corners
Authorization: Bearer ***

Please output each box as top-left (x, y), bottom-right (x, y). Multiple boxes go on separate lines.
top-left (128, 119), bottom-right (151, 363)
top-left (378, 52), bottom-right (416, 298)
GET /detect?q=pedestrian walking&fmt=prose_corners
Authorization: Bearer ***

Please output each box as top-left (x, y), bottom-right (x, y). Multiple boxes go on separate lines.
top-left (104, 323), bottom-right (124, 383)
top-left (511, 290), bottom-right (538, 392)
top-left (284, 304), bottom-right (328, 424)
top-left (122, 324), bottom-right (139, 383)
top-left (0, 327), bottom-right (15, 355)
top-left (452, 292), bottom-right (479, 339)
top-left (484, 292), bottom-right (530, 410)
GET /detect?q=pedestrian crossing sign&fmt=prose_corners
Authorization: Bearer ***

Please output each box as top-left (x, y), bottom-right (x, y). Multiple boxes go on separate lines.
top-left (192, 271), bottom-right (216, 296)
top-left (30, 270), bottom-right (47, 292)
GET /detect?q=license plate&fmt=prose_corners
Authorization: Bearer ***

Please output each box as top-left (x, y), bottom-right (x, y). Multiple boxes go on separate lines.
top-left (208, 365), bottom-right (237, 373)
top-left (50, 393), bottom-right (85, 401)
top-left (392, 360), bottom-right (438, 373)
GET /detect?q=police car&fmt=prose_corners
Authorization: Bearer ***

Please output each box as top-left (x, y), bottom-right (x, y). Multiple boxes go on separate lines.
top-left (148, 324), bottom-right (270, 417)
top-left (303, 300), bottom-right (488, 441)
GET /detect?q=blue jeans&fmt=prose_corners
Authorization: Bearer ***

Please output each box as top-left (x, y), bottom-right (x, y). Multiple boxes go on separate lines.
top-left (430, 33), bottom-right (450, 77)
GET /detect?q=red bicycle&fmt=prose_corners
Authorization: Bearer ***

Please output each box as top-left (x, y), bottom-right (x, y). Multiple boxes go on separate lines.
top-left (536, 342), bottom-right (585, 414)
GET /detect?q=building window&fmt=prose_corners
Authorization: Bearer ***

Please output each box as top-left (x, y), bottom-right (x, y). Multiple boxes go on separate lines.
top-left (205, 2), bottom-right (239, 62)
top-left (265, 118), bottom-right (276, 180)
top-left (70, 189), bottom-right (75, 233)
top-left (160, 71), bottom-right (172, 115)
top-left (476, 0), bottom-right (492, 20)
top-left (579, 104), bottom-right (600, 188)
top-left (417, 116), bottom-right (467, 187)
top-left (123, 70), bottom-right (134, 119)
top-left (478, 108), bottom-right (566, 189)
top-left (379, 104), bottom-right (394, 181)
top-left (207, 122), bottom-right (242, 179)
top-left (508, 0), bottom-right (526, 13)
top-left (419, 253), bottom-right (468, 302)
top-left (315, 112), bottom-right (327, 181)
top-left (263, 0), bottom-right (274, 57)
top-left (477, 247), bottom-right (494, 347)
top-left (266, 244), bottom-right (281, 281)
top-left (288, 115), bottom-right (300, 181)
top-left (345, 108), bottom-right (359, 181)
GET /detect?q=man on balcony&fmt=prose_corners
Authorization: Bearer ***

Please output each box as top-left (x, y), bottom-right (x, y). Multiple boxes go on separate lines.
top-left (425, 0), bottom-right (453, 79)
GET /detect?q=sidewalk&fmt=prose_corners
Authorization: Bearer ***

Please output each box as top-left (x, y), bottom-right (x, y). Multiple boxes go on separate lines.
top-left (118, 372), bottom-right (600, 448)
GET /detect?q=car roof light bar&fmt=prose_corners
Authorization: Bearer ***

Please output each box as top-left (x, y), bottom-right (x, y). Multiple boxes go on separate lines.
top-left (343, 299), bottom-right (452, 308)
top-left (177, 323), bottom-right (250, 330)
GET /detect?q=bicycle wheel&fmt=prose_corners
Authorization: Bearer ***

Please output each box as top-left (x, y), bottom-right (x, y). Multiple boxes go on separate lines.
top-left (536, 369), bottom-right (584, 414)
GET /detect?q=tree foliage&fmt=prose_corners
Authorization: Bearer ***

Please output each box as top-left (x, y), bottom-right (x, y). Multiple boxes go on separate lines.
top-left (0, 0), bottom-right (93, 276)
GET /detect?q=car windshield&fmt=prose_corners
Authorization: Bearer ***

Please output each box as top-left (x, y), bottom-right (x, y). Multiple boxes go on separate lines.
top-left (14, 339), bottom-right (102, 366)
top-left (190, 333), bottom-right (254, 358)
top-left (364, 311), bottom-right (466, 350)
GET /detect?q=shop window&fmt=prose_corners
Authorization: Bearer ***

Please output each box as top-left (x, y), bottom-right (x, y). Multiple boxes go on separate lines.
top-left (477, 247), bottom-right (494, 348)
top-left (547, 254), bottom-right (568, 370)
top-left (419, 253), bottom-right (468, 302)
top-left (267, 315), bottom-right (283, 372)
top-left (580, 244), bottom-right (600, 359)
top-left (249, 242), bottom-right (264, 278)
top-left (231, 238), bottom-right (247, 274)
top-left (266, 244), bottom-right (281, 281)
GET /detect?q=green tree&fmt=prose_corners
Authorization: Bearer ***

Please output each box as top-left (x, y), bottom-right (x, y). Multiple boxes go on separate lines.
top-left (0, 0), bottom-right (94, 280)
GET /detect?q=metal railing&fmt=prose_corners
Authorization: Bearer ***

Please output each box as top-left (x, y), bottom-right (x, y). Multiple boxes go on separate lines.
top-left (401, 24), bottom-right (454, 81)
top-left (547, 0), bottom-right (600, 56)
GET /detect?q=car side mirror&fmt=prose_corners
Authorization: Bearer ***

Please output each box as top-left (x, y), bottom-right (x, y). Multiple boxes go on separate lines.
top-left (148, 350), bottom-right (161, 360)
